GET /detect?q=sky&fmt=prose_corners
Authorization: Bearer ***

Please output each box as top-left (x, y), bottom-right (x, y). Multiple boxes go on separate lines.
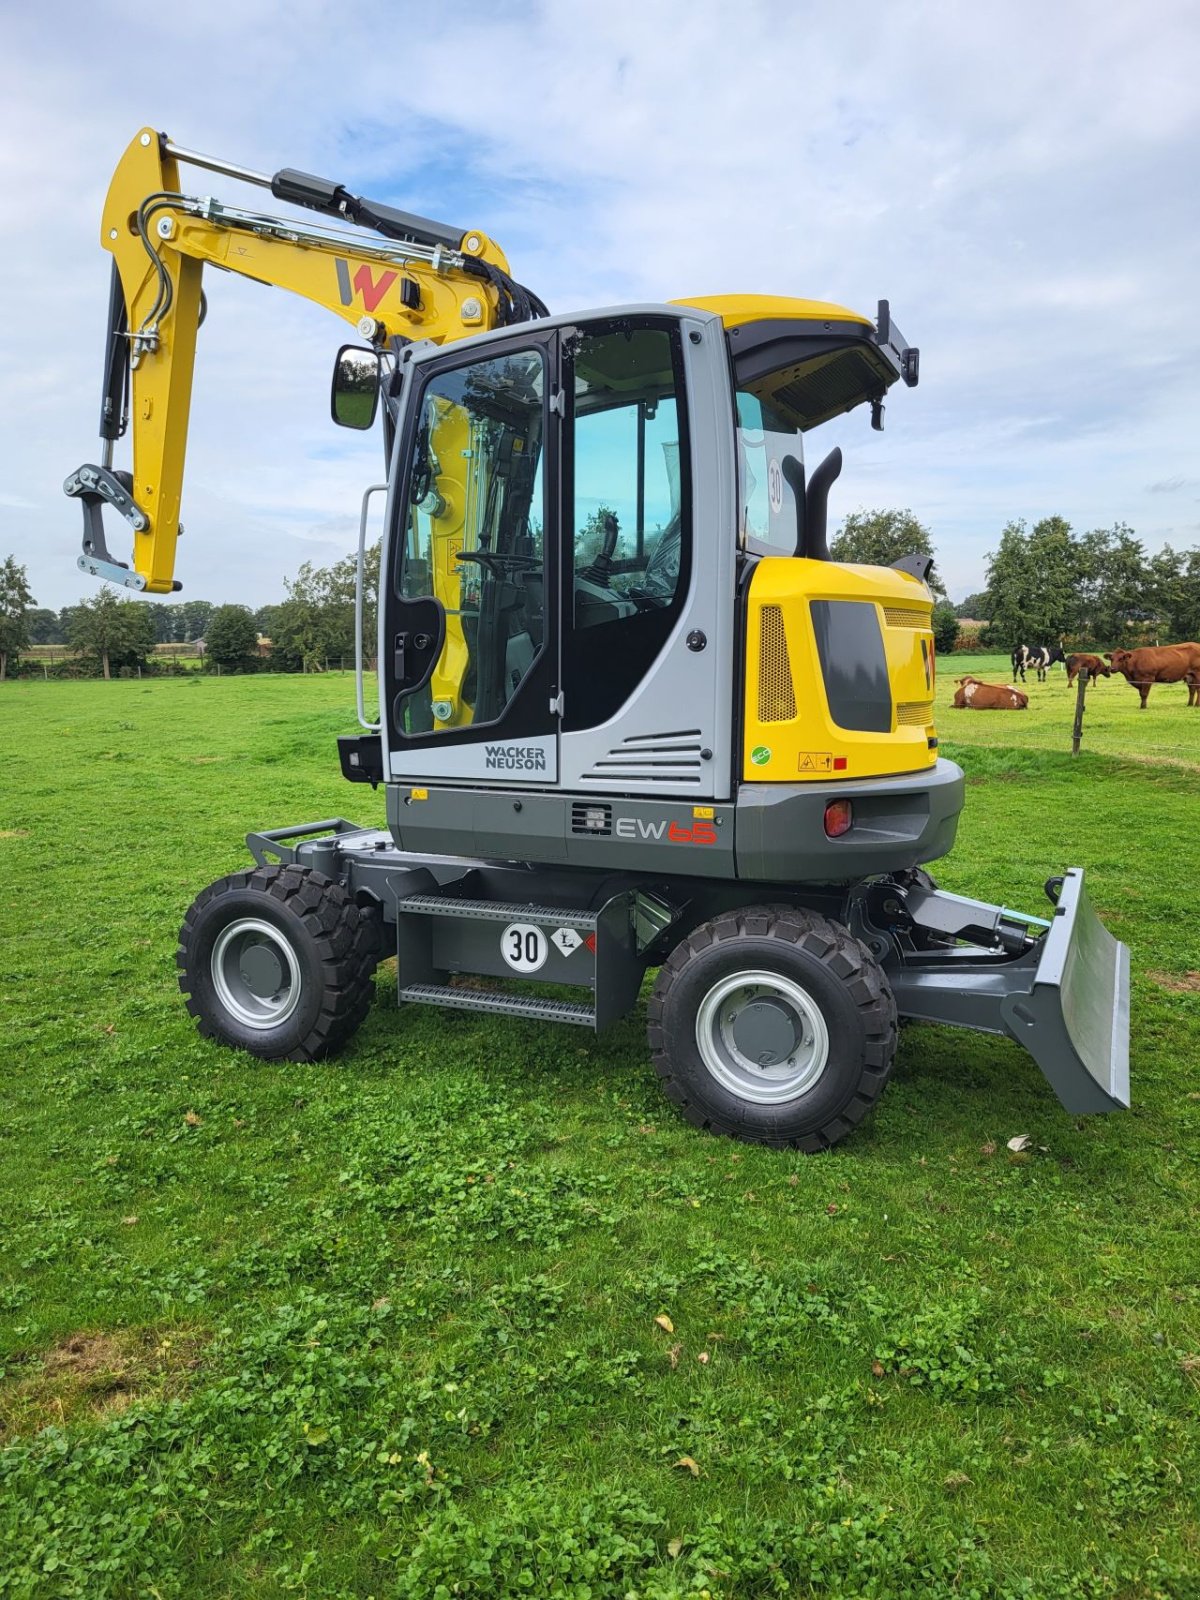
top-left (2, 0), bottom-right (1198, 612)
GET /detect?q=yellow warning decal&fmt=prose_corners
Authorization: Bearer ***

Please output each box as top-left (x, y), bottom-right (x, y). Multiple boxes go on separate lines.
top-left (410, 787), bottom-right (428, 800)
top-left (797, 753), bottom-right (833, 773)
top-left (693, 806), bottom-right (714, 820)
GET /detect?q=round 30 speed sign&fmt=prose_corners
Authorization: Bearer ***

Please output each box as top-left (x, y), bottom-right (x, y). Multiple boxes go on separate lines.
top-left (500, 923), bottom-right (548, 973)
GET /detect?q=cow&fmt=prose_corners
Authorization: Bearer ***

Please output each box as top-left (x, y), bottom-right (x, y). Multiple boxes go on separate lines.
top-left (1065, 653), bottom-right (1111, 688)
top-left (1011, 643), bottom-right (1066, 683)
top-left (952, 676), bottom-right (1029, 710)
top-left (1106, 644), bottom-right (1200, 709)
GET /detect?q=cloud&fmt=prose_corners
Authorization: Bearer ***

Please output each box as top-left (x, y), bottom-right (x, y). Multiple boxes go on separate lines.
top-left (3, 0), bottom-right (1200, 612)
top-left (1147, 477), bottom-right (1189, 493)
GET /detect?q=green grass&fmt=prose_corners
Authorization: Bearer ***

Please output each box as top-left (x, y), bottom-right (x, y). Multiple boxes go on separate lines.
top-left (0, 666), bottom-right (1198, 1598)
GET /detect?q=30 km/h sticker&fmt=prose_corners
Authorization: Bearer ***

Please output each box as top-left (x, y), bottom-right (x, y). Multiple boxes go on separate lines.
top-left (501, 923), bottom-right (548, 973)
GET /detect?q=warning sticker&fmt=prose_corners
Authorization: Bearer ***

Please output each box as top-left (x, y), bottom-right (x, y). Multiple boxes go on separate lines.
top-left (797, 752), bottom-right (834, 773)
top-left (551, 927), bottom-right (583, 957)
top-left (767, 457), bottom-right (784, 514)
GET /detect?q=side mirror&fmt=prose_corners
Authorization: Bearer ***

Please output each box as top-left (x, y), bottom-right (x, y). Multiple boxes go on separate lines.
top-left (331, 345), bottom-right (380, 430)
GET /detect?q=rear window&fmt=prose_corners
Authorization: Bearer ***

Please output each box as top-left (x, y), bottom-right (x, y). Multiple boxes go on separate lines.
top-left (736, 391), bottom-right (801, 555)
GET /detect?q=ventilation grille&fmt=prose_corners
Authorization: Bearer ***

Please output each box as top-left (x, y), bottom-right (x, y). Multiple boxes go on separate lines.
top-left (883, 606), bottom-right (929, 629)
top-left (581, 730), bottom-right (704, 786)
top-left (571, 801), bottom-right (612, 836)
top-left (896, 700), bottom-right (935, 726)
top-left (758, 605), bottom-right (797, 722)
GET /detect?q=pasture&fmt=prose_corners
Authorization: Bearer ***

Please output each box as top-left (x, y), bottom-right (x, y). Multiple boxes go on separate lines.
top-left (0, 660), bottom-right (1198, 1598)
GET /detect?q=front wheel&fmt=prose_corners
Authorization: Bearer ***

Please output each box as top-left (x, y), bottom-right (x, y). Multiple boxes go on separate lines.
top-left (177, 865), bottom-right (381, 1061)
top-left (647, 906), bottom-right (897, 1151)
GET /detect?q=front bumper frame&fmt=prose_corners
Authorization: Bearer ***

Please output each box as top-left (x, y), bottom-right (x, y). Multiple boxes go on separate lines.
top-left (867, 867), bottom-right (1130, 1115)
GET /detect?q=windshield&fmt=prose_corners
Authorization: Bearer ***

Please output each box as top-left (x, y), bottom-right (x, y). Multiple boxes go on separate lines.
top-left (736, 390), bottom-right (802, 555)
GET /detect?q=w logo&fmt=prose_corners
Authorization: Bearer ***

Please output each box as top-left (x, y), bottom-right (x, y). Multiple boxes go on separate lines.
top-left (335, 260), bottom-right (398, 314)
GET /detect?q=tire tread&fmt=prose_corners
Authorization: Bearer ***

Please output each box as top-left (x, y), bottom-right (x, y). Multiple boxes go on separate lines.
top-left (177, 865), bottom-right (381, 1061)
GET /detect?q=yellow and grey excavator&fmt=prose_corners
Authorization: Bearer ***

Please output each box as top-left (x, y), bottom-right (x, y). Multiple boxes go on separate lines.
top-left (66, 129), bottom-right (1130, 1150)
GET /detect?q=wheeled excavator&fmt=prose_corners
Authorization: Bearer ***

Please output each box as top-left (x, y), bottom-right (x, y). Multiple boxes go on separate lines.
top-left (64, 129), bottom-right (1130, 1150)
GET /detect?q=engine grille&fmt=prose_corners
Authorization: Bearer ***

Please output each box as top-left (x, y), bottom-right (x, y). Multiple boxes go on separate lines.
top-left (896, 700), bottom-right (935, 726)
top-left (758, 604), bottom-right (797, 722)
top-left (882, 606), bottom-right (929, 629)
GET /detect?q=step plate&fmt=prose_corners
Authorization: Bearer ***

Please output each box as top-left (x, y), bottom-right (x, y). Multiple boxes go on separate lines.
top-left (396, 895), bottom-right (596, 931)
top-left (399, 983), bottom-right (595, 1026)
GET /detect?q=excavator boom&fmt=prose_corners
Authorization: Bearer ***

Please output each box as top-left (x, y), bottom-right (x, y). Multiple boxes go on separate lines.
top-left (66, 128), bottom-right (546, 594)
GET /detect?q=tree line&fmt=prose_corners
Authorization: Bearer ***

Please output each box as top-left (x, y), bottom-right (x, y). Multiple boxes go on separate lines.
top-left (971, 517), bottom-right (1200, 648)
top-left (4, 508), bottom-right (1199, 681)
top-left (0, 547), bottom-right (382, 680)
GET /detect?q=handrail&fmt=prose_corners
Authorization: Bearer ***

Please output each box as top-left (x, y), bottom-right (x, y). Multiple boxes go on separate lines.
top-left (356, 483), bottom-right (387, 731)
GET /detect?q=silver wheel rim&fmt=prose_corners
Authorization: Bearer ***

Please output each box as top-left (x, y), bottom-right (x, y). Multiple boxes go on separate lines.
top-left (210, 917), bottom-right (302, 1030)
top-left (695, 968), bottom-right (830, 1105)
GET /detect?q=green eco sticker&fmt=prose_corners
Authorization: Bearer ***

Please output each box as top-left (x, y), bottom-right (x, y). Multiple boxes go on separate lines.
top-left (750, 746), bottom-right (771, 766)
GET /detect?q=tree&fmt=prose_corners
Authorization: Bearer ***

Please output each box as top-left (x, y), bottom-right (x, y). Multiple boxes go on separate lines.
top-left (1076, 523), bottom-right (1148, 644)
top-left (830, 509), bottom-right (945, 597)
top-left (269, 544), bottom-right (379, 672)
top-left (180, 600), bottom-right (215, 643)
top-left (954, 591), bottom-right (991, 620)
top-left (150, 603), bottom-right (188, 644)
top-left (0, 557), bottom-right (34, 680)
top-left (67, 590), bottom-right (157, 679)
top-left (982, 516), bottom-right (1084, 646)
top-left (1147, 544), bottom-right (1200, 642)
top-left (254, 604), bottom-right (284, 642)
top-left (931, 602), bottom-right (960, 654)
top-left (27, 607), bottom-right (64, 644)
top-left (205, 604), bottom-right (259, 671)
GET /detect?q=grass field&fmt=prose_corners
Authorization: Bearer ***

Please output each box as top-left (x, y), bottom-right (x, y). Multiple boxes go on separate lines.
top-left (1, 656), bottom-right (1198, 1598)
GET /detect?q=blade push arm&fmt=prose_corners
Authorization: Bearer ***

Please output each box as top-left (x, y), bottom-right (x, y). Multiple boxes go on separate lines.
top-left (69, 128), bottom-right (543, 594)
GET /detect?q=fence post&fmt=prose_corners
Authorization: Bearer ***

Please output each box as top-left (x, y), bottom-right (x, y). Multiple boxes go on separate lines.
top-left (1071, 669), bottom-right (1089, 755)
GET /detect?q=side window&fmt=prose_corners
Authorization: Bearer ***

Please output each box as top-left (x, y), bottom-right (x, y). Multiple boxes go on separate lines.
top-left (396, 349), bottom-right (546, 736)
top-left (572, 326), bottom-right (684, 626)
top-left (563, 323), bottom-right (691, 731)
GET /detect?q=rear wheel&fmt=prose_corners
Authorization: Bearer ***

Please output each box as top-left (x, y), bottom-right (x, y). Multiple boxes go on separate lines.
top-left (177, 865), bottom-right (381, 1061)
top-left (647, 905), bottom-right (896, 1151)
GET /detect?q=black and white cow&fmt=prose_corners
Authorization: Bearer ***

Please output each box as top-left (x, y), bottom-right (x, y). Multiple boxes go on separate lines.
top-left (1011, 643), bottom-right (1066, 683)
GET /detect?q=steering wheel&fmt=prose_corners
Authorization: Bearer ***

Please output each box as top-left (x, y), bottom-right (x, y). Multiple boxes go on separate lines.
top-left (454, 550), bottom-right (542, 576)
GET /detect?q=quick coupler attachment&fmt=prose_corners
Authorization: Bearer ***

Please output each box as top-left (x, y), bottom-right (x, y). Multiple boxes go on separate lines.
top-left (877, 867), bottom-right (1130, 1116)
top-left (64, 463), bottom-right (171, 591)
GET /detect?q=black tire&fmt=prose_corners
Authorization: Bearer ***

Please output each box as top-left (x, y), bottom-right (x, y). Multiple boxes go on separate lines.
top-left (646, 905), bottom-right (897, 1151)
top-left (177, 864), bottom-right (382, 1062)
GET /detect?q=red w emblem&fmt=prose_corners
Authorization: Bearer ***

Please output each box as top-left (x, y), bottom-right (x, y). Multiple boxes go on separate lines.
top-left (335, 260), bottom-right (399, 313)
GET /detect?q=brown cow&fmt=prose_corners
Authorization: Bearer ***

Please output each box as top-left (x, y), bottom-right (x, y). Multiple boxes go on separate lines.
top-left (952, 676), bottom-right (1029, 710)
top-left (1065, 653), bottom-right (1111, 687)
top-left (1105, 644), bottom-right (1200, 709)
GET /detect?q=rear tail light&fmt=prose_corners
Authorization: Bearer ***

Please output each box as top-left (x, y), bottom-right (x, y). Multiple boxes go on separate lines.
top-left (824, 800), bottom-right (853, 838)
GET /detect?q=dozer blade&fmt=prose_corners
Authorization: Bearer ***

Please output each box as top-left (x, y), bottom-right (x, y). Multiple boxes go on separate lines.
top-left (886, 867), bottom-right (1130, 1115)
top-left (1000, 868), bottom-right (1130, 1114)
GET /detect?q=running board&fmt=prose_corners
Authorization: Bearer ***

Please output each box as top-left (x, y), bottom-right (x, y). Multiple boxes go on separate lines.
top-left (396, 894), bottom-right (597, 930)
top-left (393, 885), bottom-right (646, 1031)
top-left (398, 983), bottom-right (595, 1026)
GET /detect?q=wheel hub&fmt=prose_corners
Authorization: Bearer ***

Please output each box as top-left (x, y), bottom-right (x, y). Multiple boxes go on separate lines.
top-left (729, 996), bottom-right (801, 1067)
top-left (695, 969), bottom-right (830, 1105)
top-left (238, 942), bottom-right (285, 998)
top-left (210, 917), bottom-right (302, 1030)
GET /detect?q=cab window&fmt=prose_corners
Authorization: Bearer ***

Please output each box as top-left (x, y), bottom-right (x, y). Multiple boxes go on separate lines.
top-left (395, 348), bottom-right (546, 736)
top-left (563, 321), bottom-right (691, 731)
top-left (737, 390), bottom-right (801, 555)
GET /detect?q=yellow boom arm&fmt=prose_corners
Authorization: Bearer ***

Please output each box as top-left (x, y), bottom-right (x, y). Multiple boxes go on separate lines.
top-left (67, 129), bottom-right (543, 594)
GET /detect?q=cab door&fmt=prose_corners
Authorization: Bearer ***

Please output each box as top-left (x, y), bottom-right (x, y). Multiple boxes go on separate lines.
top-left (384, 330), bottom-right (560, 785)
